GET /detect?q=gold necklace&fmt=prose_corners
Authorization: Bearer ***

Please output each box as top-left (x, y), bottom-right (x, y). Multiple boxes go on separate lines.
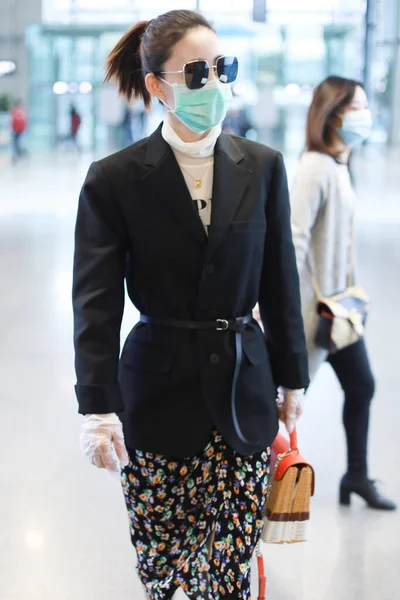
top-left (180, 160), bottom-right (212, 189)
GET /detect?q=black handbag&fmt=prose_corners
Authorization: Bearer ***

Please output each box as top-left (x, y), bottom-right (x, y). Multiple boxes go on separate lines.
top-left (308, 216), bottom-right (370, 354)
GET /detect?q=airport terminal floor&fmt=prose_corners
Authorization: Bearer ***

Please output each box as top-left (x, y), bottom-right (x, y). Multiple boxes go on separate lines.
top-left (0, 145), bottom-right (399, 599)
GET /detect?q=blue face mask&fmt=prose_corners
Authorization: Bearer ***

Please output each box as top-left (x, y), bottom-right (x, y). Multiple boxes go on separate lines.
top-left (162, 79), bottom-right (232, 134)
top-left (336, 109), bottom-right (373, 146)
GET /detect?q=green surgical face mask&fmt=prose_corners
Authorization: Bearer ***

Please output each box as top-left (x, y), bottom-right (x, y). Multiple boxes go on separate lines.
top-left (161, 79), bottom-right (232, 134)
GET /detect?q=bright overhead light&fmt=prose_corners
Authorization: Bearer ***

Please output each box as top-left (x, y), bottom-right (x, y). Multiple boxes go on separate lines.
top-left (285, 83), bottom-right (301, 97)
top-left (79, 81), bottom-right (92, 94)
top-left (0, 60), bottom-right (16, 77)
top-left (53, 81), bottom-right (68, 95)
top-left (25, 530), bottom-right (44, 550)
top-left (69, 82), bottom-right (79, 94)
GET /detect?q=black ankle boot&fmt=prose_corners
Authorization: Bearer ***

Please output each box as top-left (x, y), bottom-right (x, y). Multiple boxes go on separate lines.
top-left (340, 474), bottom-right (397, 510)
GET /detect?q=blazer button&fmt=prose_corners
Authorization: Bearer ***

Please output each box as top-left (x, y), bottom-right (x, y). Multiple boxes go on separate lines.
top-left (209, 353), bottom-right (220, 364)
top-left (205, 264), bottom-right (215, 275)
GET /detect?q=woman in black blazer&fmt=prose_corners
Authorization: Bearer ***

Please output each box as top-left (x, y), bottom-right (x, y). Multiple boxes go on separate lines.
top-left (73, 9), bottom-right (309, 599)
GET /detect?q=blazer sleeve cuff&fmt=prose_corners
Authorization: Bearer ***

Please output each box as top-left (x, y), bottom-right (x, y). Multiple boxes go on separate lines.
top-left (268, 350), bottom-right (310, 391)
top-left (75, 383), bottom-right (124, 415)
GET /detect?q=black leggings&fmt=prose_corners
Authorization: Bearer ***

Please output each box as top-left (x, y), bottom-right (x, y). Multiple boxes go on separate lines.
top-left (327, 339), bottom-right (375, 477)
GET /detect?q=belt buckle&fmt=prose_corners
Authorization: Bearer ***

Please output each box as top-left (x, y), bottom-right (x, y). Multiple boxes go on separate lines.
top-left (216, 319), bottom-right (229, 331)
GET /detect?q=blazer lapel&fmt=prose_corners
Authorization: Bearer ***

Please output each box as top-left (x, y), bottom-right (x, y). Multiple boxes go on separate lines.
top-left (206, 133), bottom-right (252, 262)
top-left (142, 124), bottom-right (207, 247)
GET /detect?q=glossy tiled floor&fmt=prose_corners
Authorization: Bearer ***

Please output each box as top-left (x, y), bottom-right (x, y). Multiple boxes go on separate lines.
top-left (0, 146), bottom-right (399, 600)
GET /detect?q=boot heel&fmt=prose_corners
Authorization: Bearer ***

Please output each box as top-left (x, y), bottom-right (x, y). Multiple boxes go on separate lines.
top-left (340, 486), bottom-right (351, 506)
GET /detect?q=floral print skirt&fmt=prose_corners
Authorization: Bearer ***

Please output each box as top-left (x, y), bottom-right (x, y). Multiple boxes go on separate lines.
top-left (121, 431), bottom-right (270, 600)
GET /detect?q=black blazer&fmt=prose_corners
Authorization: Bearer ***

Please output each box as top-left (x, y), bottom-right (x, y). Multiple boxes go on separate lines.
top-left (72, 124), bottom-right (309, 458)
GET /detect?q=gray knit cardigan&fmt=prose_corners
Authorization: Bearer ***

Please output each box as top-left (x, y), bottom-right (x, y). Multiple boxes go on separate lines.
top-left (290, 151), bottom-right (358, 379)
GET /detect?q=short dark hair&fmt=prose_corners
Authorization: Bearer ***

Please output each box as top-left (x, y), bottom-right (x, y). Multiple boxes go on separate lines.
top-left (306, 75), bottom-right (364, 157)
top-left (105, 10), bottom-right (215, 109)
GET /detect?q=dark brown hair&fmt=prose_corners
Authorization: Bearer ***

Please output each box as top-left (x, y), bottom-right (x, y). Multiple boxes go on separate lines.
top-left (306, 75), bottom-right (364, 157)
top-left (105, 10), bottom-right (215, 108)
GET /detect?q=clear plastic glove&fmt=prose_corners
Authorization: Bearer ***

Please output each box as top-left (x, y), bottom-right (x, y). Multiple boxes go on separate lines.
top-left (276, 388), bottom-right (305, 434)
top-left (253, 304), bottom-right (261, 322)
top-left (80, 413), bottom-right (129, 473)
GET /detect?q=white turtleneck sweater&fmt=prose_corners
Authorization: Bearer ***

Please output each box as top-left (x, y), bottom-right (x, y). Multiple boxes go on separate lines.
top-left (161, 121), bottom-right (221, 234)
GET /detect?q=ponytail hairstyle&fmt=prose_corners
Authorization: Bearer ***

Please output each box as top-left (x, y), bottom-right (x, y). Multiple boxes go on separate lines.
top-left (105, 10), bottom-right (215, 109)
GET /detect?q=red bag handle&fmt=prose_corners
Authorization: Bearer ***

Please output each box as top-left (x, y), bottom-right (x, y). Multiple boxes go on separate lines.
top-left (274, 426), bottom-right (315, 494)
top-left (290, 428), bottom-right (298, 452)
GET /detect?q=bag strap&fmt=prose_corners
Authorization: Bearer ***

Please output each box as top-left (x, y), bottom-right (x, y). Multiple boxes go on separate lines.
top-left (306, 212), bottom-right (355, 297)
top-left (306, 256), bottom-right (323, 301)
top-left (347, 213), bottom-right (355, 288)
top-left (290, 428), bottom-right (298, 452)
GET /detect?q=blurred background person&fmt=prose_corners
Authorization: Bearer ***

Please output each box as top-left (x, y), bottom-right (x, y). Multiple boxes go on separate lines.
top-left (116, 101), bottom-right (147, 149)
top-left (69, 105), bottom-right (81, 151)
top-left (290, 76), bottom-right (396, 511)
top-left (10, 100), bottom-right (27, 164)
top-left (222, 88), bottom-right (254, 138)
top-left (131, 98), bottom-right (147, 143)
top-left (120, 104), bottom-right (133, 146)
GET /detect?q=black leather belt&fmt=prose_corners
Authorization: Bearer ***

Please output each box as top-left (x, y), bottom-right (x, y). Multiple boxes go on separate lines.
top-left (139, 314), bottom-right (257, 445)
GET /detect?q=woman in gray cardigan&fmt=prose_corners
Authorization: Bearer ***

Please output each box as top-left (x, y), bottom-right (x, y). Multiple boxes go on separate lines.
top-left (291, 76), bottom-right (396, 511)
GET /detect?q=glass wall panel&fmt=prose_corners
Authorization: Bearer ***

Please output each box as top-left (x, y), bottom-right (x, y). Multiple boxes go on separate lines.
top-left (368, 0), bottom-right (400, 145)
top-left (27, 29), bottom-right (55, 150)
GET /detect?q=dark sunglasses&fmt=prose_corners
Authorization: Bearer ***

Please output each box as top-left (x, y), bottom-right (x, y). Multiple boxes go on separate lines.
top-left (158, 56), bottom-right (239, 90)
